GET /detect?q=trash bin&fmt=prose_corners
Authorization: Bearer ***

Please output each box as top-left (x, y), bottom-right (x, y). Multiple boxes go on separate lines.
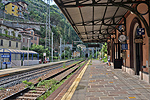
top-left (114, 58), bottom-right (123, 69)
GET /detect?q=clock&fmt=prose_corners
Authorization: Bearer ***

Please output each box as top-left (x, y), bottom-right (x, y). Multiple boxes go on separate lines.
top-left (118, 35), bottom-right (126, 42)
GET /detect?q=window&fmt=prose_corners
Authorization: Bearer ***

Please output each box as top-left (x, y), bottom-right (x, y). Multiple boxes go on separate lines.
top-left (16, 42), bottom-right (18, 48)
top-left (8, 31), bottom-right (10, 35)
top-left (19, 7), bottom-right (22, 10)
top-left (12, 10), bottom-right (14, 12)
top-left (1, 40), bottom-right (3, 46)
top-left (31, 42), bottom-right (33, 46)
top-left (12, 5), bottom-right (15, 9)
top-left (23, 38), bottom-right (25, 42)
top-left (31, 37), bottom-right (33, 40)
top-left (31, 31), bottom-right (33, 35)
top-left (34, 37), bottom-right (37, 40)
top-left (9, 41), bottom-right (11, 47)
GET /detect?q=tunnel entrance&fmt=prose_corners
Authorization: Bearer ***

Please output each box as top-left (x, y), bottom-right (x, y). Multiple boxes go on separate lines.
top-left (85, 54), bottom-right (88, 58)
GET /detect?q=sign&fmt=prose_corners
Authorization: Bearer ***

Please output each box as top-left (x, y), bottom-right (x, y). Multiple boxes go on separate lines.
top-left (134, 39), bottom-right (143, 43)
top-left (1, 55), bottom-right (10, 58)
top-left (119, 25), bottom-right (122, 31)
top-left (43, 53), bottom-right (46, 56)
top-left (118, 35), bottom-right (126, 42)
top-left (137, 28), bottom-right (145, 35)
top-left (88, 44), bottom-right (99, 47)
top-left (3, 62), bottom-right (11, 64)
top-left (121, 44), bottom-right (128, 50)
top-left (146, 61), bottom-right (148, 68)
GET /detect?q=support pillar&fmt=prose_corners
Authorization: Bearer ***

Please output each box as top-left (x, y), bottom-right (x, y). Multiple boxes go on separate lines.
top-left (32, 54), bottom-right (33, 60)
top-left (149, 37), bottom-right (150, 83)
top-left (23, 53), bottom-right (24, 61)
top-left (38, 54), bottom-right (39, 60)
top-left (96, 47), bottom-right (97, 59)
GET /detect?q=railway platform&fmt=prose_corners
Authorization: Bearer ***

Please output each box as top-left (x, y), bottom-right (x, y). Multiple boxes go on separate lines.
top-left (57, 60), bottom-right (150, 100)
top-left (0, 60), bottom-right (72, 78)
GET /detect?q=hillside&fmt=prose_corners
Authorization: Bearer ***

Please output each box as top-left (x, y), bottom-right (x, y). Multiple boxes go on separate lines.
top-left (0, 0), bottom-right (80, 49)
top-left (21, 0), bottom-right (80, 43)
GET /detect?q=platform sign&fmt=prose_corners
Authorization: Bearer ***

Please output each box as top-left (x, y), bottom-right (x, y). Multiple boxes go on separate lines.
top-left (3, 62), bottom-right (11, 64)
top-left (137, 28), bottom-right (145, 35)
top-left (119, 25), bottom-right (122, 31)
top-left (43, 53), bottom-right (46, 56)
top-left (1, 55), bottom-right (10, 58)
top-left (135, 39), bottom-right (143, 43)
top-left (121, 44), bottom-right (128, 50)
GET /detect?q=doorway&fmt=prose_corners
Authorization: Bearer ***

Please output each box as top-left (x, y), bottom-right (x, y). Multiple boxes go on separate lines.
top-left (130, 17), bottom-right (143, 75)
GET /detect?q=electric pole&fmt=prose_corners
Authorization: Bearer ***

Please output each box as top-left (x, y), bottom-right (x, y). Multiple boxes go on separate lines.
top-left (52, 32), bottom-right (53, 62)
top-left (60, 37), bottom-right (62, 60)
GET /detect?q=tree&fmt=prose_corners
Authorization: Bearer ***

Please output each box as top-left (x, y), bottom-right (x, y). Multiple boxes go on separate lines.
top-left (29, 44), bottom-right (50, 61)
top-left (100, 43), bottom-right (107, 58)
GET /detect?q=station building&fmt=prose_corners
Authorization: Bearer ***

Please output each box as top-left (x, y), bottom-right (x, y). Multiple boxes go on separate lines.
top-left (54, 0), bottom-right (150, 83)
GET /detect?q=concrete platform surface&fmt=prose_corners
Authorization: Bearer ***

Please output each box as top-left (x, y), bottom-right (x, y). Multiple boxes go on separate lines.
top-left (71, 60), bottom-right (150, 100)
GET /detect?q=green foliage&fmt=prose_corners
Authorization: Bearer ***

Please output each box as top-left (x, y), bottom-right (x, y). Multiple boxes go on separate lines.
top-left (37, 79), bottom-right (57, 89)
top-left (100, 43), bottom-right (107, 58)
top-left (0, 3), bottom-right (4, 10)
top-left (12, 31), bottom-right (15, 36)
top-left (4, 29), bottom-right (8, 35)
top-left (37, 74), bottom-right (73, 100)
top-left (62, 62), bottom-right (66, 68)
top-left (22, 0), bottom-right (80, 43)
top-left (22, 80), bottom-right (34, 89)
top-left (38, 78), bottom-right (42, 82)
top-left (18, 34), bottom-right (21, 38)
top-left (94, 52), bottom-right (99, 59)
top-left (102, 57), bottom-right (107, 62)
top-left (29, 44), bottom-right (50, 61)
top-left (0, 87), bottom-right (5, 90)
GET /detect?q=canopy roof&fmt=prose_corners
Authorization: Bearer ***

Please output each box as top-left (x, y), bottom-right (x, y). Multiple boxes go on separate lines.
top-left (54, 0), bottom-right (140, 43)
top-left (0, 48), bottom-right (38, 54)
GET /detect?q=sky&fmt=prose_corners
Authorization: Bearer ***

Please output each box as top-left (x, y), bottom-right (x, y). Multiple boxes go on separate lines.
top-left (42, 0), bottom-right (56, 5)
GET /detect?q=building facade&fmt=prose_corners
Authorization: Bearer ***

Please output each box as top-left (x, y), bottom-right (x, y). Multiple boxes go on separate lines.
top-left (106, 2), bottom-right (150, 83)
top-left (5, 1), bottom-right (28, 18)
top-left (25, 28), bottom-right (40, 45)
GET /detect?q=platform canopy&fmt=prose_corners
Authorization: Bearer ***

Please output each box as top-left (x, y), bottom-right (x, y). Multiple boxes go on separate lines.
top-left (0, 48), bottom-right (38, 54)
top-left (54, 0), bottom-right (146, 43)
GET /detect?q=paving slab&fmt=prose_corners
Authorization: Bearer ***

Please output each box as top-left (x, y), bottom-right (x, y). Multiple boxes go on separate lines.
top-left (71, 60), bottom-right (150, 100)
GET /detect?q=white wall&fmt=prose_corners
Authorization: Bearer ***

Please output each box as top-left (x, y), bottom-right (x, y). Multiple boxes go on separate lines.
top-left (23, 60), bottom-right (39, 66)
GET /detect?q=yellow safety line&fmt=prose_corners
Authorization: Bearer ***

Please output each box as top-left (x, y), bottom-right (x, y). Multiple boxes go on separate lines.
top-left (61, 60), bottom-right (91, 100)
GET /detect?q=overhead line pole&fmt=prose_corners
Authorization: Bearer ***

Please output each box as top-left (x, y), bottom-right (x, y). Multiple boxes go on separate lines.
top-left (48, 0), bottom-right (51, 61)
top-left (45, 0), bottom-right (48, 49)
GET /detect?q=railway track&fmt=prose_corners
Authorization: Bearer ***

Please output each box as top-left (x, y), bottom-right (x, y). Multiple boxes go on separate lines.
top-left (0, 60), bottom-right (78, 89)
top-left (2, 59), bottom-right (87, 100)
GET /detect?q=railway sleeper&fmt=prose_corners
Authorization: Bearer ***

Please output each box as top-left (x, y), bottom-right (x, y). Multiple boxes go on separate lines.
top-left (28, 90), bottom-right (45, 94)
top-left (23, 93), bottom-right (40, 97)
top-left (34, 87), bottom-right (47, 91)
top-left (16, 96), bottom-right (37, 100)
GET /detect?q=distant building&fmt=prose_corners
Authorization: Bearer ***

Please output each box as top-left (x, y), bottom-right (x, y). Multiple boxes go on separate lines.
top-left (19, 31), bottom-right (31, 48)
top-left (59, 44), bottom-right (73, 51)
top-left (0, 23), bottom-right (21, 50)
top-left (77, 44), bottom-right (86, 51)
top-left (4, 1), bottom-right (28, 18)
top-left (1, 0), bottom-right (9, 4)
top-left (19, 28), bottom-right (40, 48)
top-left (25, 28), bottom-right (40, 46)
